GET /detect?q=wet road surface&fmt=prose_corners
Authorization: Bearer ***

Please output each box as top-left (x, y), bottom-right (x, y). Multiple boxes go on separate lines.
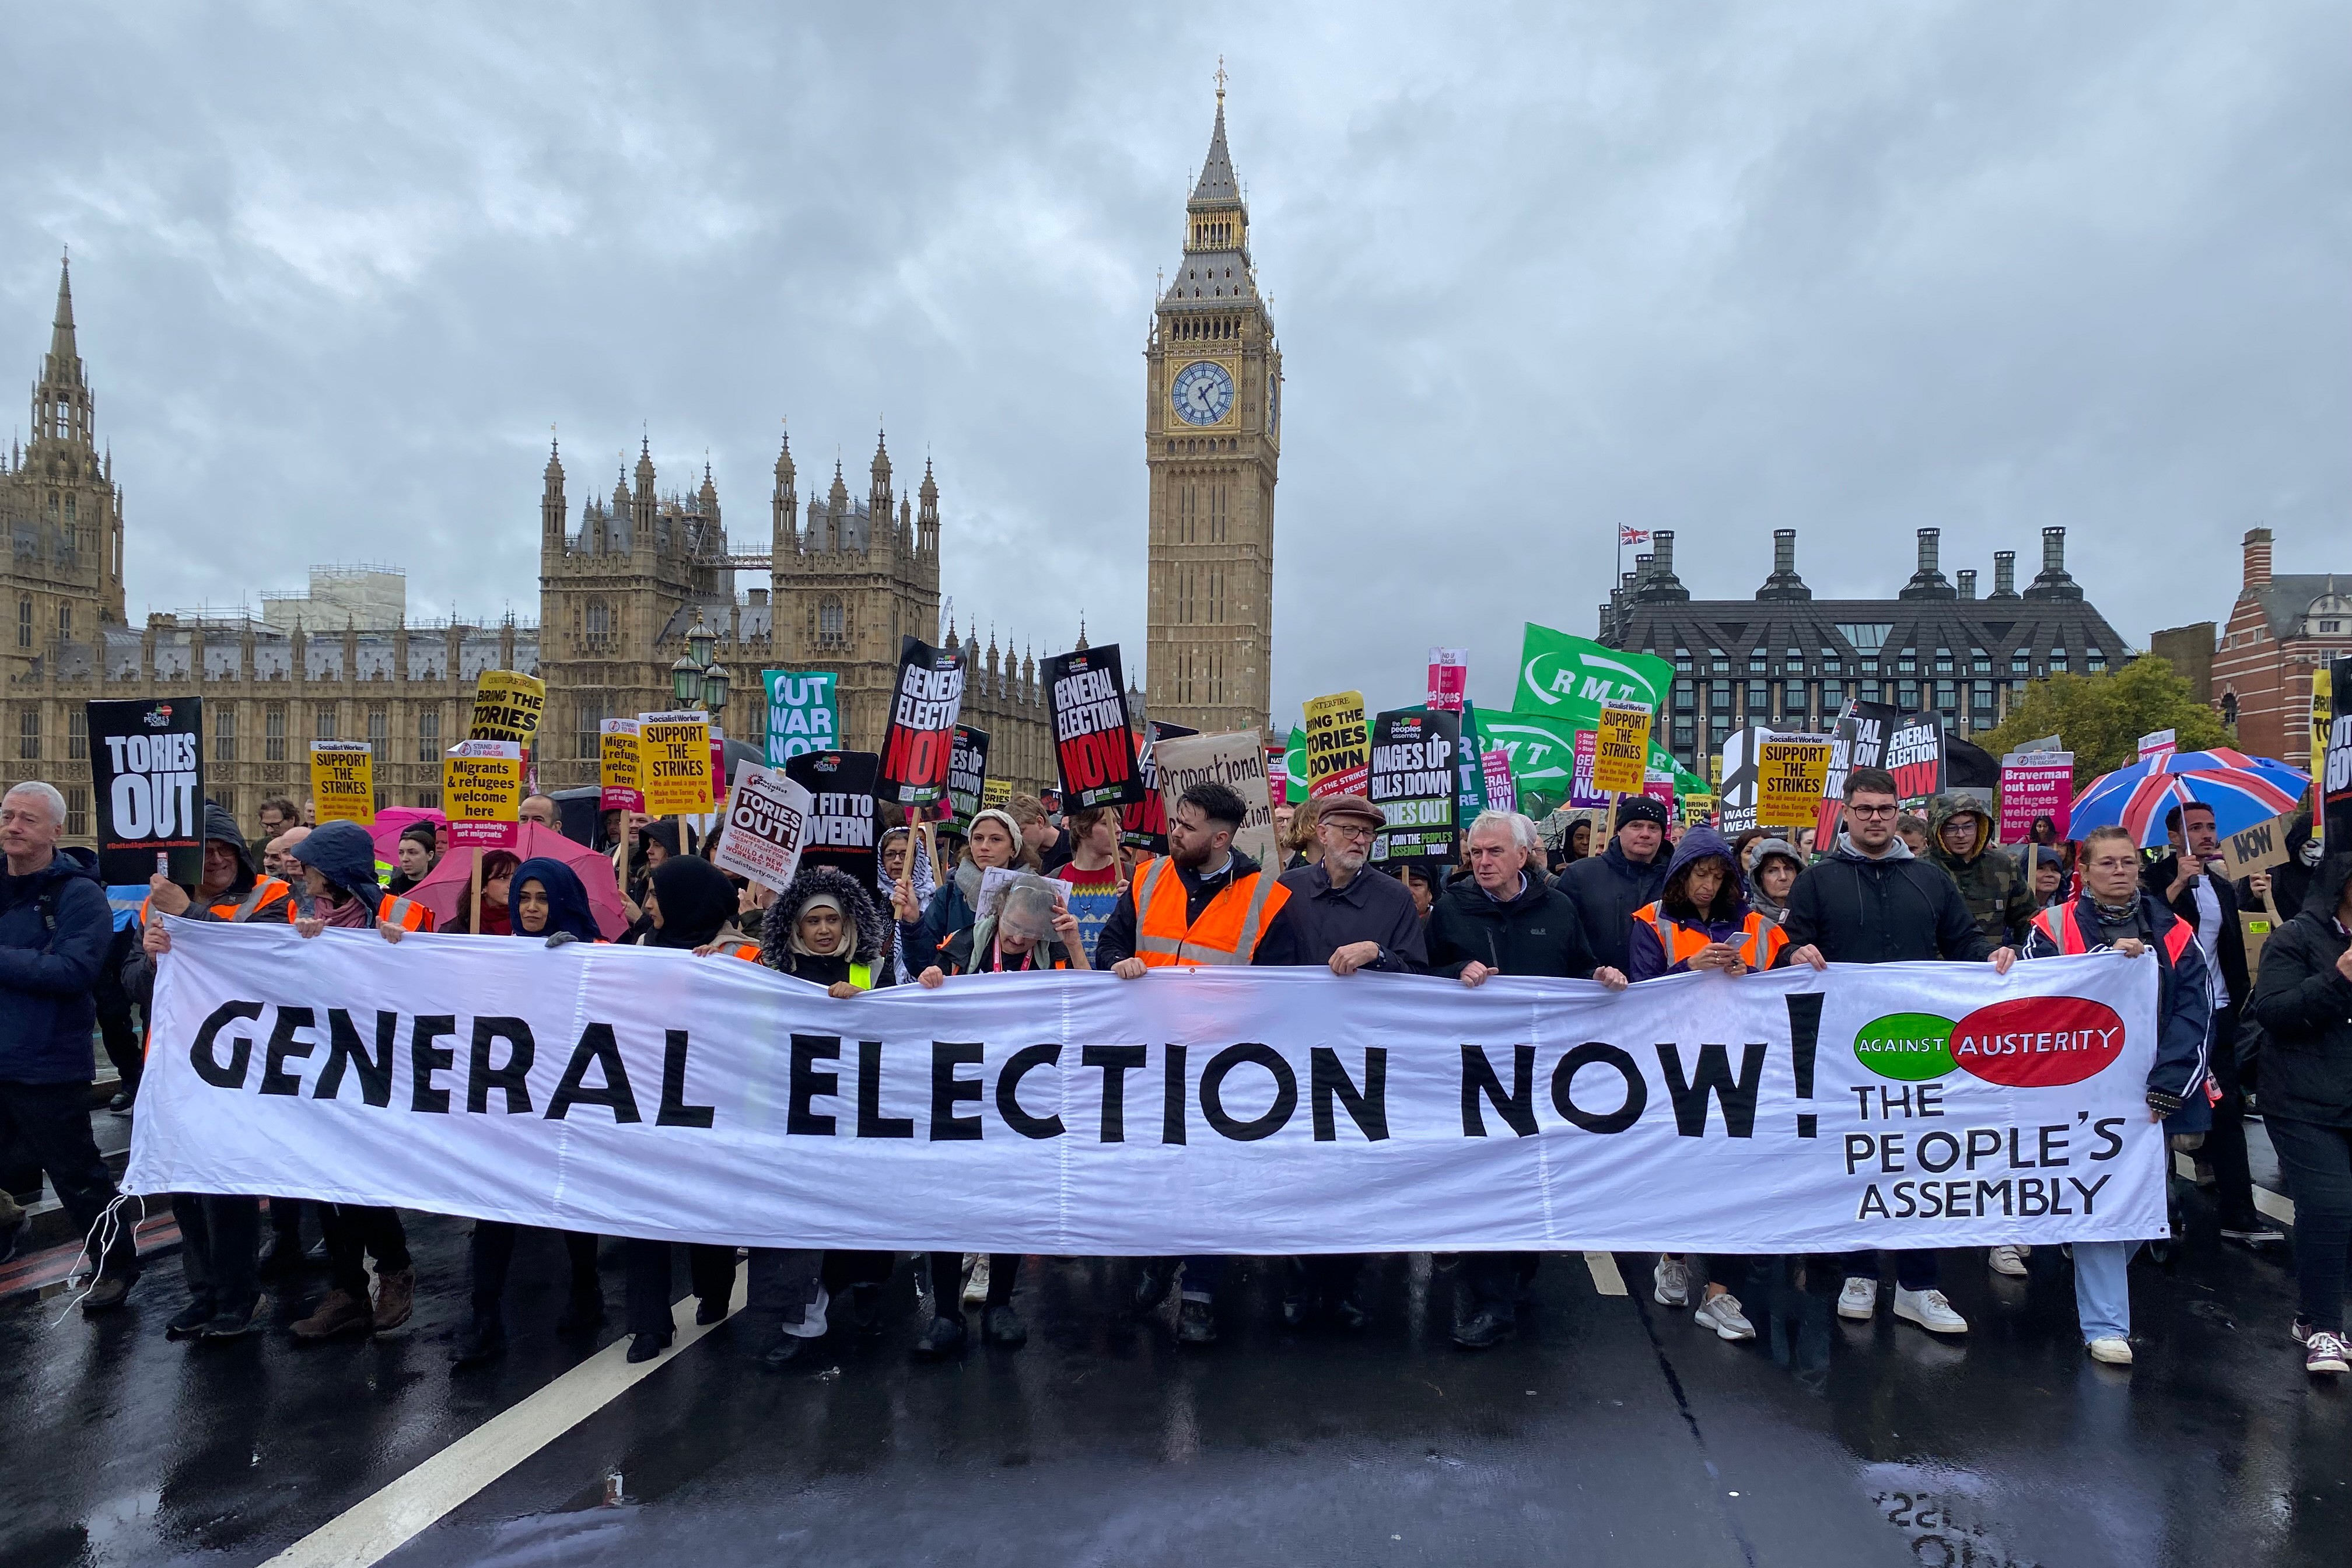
top-left (2, 1183), bottom-right (2346, 1568)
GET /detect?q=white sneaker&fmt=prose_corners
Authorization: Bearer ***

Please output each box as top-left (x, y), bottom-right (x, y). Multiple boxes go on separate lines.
top-left (1836, 1276), bottom-right (1878, 1321)
top-left (1892, 1286), bottom-right (1969, 1335)
top-left (2087, 1336), bottom-right (2133, 1366)
top-left (1693, 1292), bottom-right (1756, 1342)
top-left (961, 1254), bottom-right (990, 1307)
top-left (1653, 1255), bottom-right (1690, 1308)
top-left (1987, 1245), bottom-right (2030, 1278)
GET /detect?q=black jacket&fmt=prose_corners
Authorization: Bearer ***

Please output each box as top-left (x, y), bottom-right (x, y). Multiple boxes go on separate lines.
top-left (2248, 853), bottom-right (2352, 1127)
top-left (1555, 841), bottom-right (1669, 974)
top-left (1424, 872), bottom-right (1601, 981)
top-left (2144, 852), bottom-right (2249, 1012)
top-left (0, 845), bottom-right (113, 1084)
top-left (1777, 839), bottom-right (1995, 965)
top-left (1272, 862), bottom-right (1426, 971)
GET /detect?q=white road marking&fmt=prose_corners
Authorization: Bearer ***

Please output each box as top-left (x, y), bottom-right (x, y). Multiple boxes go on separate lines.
top-left (1583, 1251), bottom-right (1627, 1296)
top-left (262, 1261), bottom-right (749, 1568)
top-left (2173, 1150), bottom-right (2295, 1226)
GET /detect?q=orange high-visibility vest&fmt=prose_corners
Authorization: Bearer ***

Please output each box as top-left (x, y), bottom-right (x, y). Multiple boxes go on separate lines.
top-left (142, 875), bottom-right (293, 928)
top-left (2032, 901), bottom-right (2193, 963)
top-left (1128, 855), bottom-right (1291, 967)
top-left (281, 891), bottom-right (435, 932)
top-left (1632, 902), bottom-right (1788, 972)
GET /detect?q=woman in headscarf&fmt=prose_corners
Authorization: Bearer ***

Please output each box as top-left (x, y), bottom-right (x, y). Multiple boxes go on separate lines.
top-left (281, 822), bottom-right (422, 1341)
top-left (737, 864), bottom-right (898, 1368)
top-left (388, 822), bottom-right (440, 897)
top-left (1564, 817), bottom-right (1594, 863)
top-left (1743, 838), bottom-right (1804, 928)
top-left (454, 857), bottom-right (609, 1365)
top-left (621, 855), bottom-right (758, 1362)
top-left (1626, 825), bottom-right (1788, 1346)
top-left (902, 878), bottom-right (1083, 1357)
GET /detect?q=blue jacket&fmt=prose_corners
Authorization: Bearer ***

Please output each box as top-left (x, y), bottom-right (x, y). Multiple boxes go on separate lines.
top-left (2022, 887), bottom-right (2213, 1133)
top-left (0, 846), bottom-right (114, 1084)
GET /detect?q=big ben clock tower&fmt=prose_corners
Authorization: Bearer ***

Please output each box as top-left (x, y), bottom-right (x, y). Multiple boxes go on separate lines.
top-left (1145, 73), bottom-right (1280, 737)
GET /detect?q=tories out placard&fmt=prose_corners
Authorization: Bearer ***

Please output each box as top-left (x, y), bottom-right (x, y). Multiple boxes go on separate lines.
top-left (1045, 644), bottom-right (1143, 810)
top-left (714, 763), bottom-right (816, 894)
top-left (88, 697), bottom-right (204, 885)
top-left (784, 750), bottom-right (880, 887)
top-left (1303, 691), bottom-right (1370, 799)
top-left (880, 638), bottom-right (964, 808)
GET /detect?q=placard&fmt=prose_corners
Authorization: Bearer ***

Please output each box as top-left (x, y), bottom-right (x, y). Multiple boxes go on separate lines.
top-left (1591, 699), bottom-right (1653, 794)
top-left (599, 719), bottom-right (643, 811)
top-left (713, 762), bottom-right (816, 894)
top-left (1997, 752), bottom-right (2075, 845)
top-left (1482, 750), bottom-right (1517, 815)
top-left (880, 638), bottom-right (965, 807)
top-left (1817, 700), bottom-right (1905, 846)
top-left (1887, 713), bottom-right (1945, 804)
top-left (1154, 729), bottom-right (1278, 869)
top-left (1426, 648), bottom-right (1468, 714)
top-left (2219, 811), bottom-right (2295, 882)
top-left (783, 750), bottom-right (880, 887)
top-left (86, 697), bottom-right (204, 886)
top-left (467, 671), bottom-right (545, 744)
top-left (637, 710), bottom-right (714, 818)
top-left (1124, 720), bottom-right (1198, 852)
top-left (947, 724), bottom-right (991, 824)
top-left (1367, 708), bottom-right (1460, 864)
top-left (1044, 643), bottom-right (1143, 810)
top-left (442, 740), bottom-right (523, 850)
top-left (1755, 732), bottom-right (1833, 830)
top-left (1568, 729), bottom-right (1613, 809)
top-left (981, 778), bottom-right (1013, 810)
top-left (2136, 729), bottom-right (2177, 764)
top-left (307, 740), bottom-right (375, 825)
top-left (762, 671), bottom-right (839, 765)
top-left (1303, 691), bottom-right (1370, 799)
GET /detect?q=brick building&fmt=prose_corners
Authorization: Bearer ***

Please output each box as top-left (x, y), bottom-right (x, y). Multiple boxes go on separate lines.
top-left (2210, 527), bottom-right (2351, 761)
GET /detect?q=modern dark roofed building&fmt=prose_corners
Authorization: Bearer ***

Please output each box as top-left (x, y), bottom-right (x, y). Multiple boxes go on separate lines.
top-left (1598, 526), bottom-right (2129, 774)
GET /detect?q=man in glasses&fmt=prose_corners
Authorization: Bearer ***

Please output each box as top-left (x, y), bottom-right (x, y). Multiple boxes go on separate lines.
top-left (1781, 766), bottom-right (2017, 1338)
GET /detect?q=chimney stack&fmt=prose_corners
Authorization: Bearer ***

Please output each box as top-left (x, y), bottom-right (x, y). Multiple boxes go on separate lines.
top-left (1756, 527), bottom-right (1812, 600)
top-left (1634, 553), bottom-right (1654, 580)
top-left (2041, 526), bottom-right (2066, 575)
top-left (1917, 528), bottom-right (1940, 577)
top-left (1899, 527), bottom-right (1954, 599)
top-left (1958, 569), bottom-right (1977, 600)
top-left (1993, 551), bottom-right (2017, 598)
top-left (1774, 529), bottom-right (1796, 575)
top-left (1653, 531), bottom-right (1676, 578)
top-left (2243, 527), bottom-right (2273, 592)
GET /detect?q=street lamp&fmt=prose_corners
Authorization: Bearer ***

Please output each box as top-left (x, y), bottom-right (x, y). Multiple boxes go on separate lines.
top-left (672, 619), bottom-right (729, 716)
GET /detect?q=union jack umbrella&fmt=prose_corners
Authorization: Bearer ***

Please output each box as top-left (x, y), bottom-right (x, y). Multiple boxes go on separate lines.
top-left (2068, 746), bottom-right (2309, 848)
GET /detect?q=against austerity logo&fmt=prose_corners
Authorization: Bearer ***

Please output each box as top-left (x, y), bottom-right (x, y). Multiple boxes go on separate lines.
top-left (1853, 997), bottom-right (2127, 1088)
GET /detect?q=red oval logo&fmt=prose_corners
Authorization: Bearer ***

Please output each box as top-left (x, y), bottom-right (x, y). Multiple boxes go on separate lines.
top-left (1949, 996), bottom-right (2128, 1088)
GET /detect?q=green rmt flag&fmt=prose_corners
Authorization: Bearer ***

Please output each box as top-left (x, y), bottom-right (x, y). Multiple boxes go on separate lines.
top-left (1513, 621), bottom-right (1675, 724)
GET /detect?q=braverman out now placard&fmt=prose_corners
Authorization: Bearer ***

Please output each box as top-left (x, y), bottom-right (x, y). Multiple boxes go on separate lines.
top-left (126, 930), bottom-right (2169, 1256)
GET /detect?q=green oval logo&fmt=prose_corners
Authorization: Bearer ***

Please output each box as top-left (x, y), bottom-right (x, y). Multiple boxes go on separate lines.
top-left (1854, 1012), bottom-right (1957, 1081)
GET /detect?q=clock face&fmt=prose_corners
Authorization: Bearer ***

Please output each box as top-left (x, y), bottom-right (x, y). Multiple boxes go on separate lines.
top-left (1171, 359), bottom-right (1236, 426)
top-left (1267, 371), bottom-right (1280, 434)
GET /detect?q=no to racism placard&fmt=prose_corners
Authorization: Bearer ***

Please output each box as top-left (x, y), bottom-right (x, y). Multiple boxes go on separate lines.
top-left (880, 638), bottom-right (964, 808)
top-left (1368, 707), bottom-right (1458, 864)
top-left (130, 929), bottom-right (2167, 1256)
top-left (713, 762), bottom-right (816, 894)
top-left (468, 671), bottom-right (545, 745)
top-left (87, 698), bottom-right (205, 885)
top-left (307, 740), bottom-right (375, 825)
top-left (1045, 644), bottom-right (1143, 810)
top-left (1591, 699), bottom-right (1653, 794)
top-left (1154, 729), bottom-right (1278, 869)
top-left (763, 671), bottom-right (839, 765)
top-left (638, 711), bottom-right (713, 818)
top-left (442, 740), bottom-right (523, 850)
top-left (783, 750), bottom-right (880, 887)
top-left (599, 720), bottom-right (643, 812)
top-left (1303, 691), bottom-right (1370, 799)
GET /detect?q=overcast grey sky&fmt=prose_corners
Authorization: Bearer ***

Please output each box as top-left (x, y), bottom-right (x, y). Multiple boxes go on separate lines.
top-left (4, 4), bottom-right (2344, 721)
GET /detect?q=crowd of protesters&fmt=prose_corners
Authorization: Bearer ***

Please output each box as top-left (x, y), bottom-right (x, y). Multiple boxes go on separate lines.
top-left (2, 756), bottom-right (2347, 1384)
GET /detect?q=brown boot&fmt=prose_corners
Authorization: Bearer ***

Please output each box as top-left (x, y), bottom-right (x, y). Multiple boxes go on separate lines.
top-left (291, 1289), bottom-right (373, 1340)
top-left (370, 1268), bottom-right (415, 1332)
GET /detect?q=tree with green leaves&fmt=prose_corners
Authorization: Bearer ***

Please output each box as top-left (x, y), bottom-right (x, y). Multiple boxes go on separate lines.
top-left (1980, 655), bottom-right (2231, 788)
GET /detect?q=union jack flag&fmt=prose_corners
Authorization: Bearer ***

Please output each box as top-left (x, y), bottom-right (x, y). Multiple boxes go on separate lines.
top-left (1618, 526), bottom-right (1651, 546)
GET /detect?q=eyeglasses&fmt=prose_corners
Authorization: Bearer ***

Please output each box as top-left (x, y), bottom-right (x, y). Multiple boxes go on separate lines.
top-left (1845, 803), bottom-right (1898, 818)
top-left (1324, 822), bottom-right (1377, 842)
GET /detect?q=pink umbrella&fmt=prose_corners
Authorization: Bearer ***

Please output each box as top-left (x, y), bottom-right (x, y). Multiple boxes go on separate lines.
top-left (369, 807), bottom-right (447, 865)
top-left (407, 822), bottom-right (630, 939)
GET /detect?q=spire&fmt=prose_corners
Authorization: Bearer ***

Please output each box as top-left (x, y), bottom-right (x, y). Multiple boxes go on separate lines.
top-left (1192, 63), bottom-right (1238, 204)
top-left (50, 251), bottom-right (79, 371)
top-left (919, 455), bottom-right (938, 505)
top-left (827, 459), bottom-right (849, 512)
top-left (1075, 611), bottom-right (1090, 652)
top-left (544, 430), bottom-right (562, 480)
top-left (774, 423), bottom-right (794, 488)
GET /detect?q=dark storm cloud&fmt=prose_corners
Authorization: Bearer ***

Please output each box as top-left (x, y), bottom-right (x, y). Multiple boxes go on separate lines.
top-left (2, 4), bottom-right (2343, 720)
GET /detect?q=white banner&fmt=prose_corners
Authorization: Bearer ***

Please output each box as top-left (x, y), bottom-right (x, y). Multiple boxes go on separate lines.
top-left (125, 923), bottom-right (2169, 1254)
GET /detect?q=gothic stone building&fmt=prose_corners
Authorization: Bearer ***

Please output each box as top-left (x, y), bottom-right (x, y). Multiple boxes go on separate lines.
top-left (1, 258), bottom-right (1061, 847)
top-left (1144, 90), bottom-right (1282, 737)
top-left (1600, 525), bottom-right (2129, 777)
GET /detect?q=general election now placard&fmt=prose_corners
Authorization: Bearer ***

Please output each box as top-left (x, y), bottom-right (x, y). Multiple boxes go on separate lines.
top-left (127, 928), bottom-right (2167, 1255)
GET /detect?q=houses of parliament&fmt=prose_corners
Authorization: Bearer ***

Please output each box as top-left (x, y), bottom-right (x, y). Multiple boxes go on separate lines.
top-left (1, 94), bottom-right (1280, 839)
